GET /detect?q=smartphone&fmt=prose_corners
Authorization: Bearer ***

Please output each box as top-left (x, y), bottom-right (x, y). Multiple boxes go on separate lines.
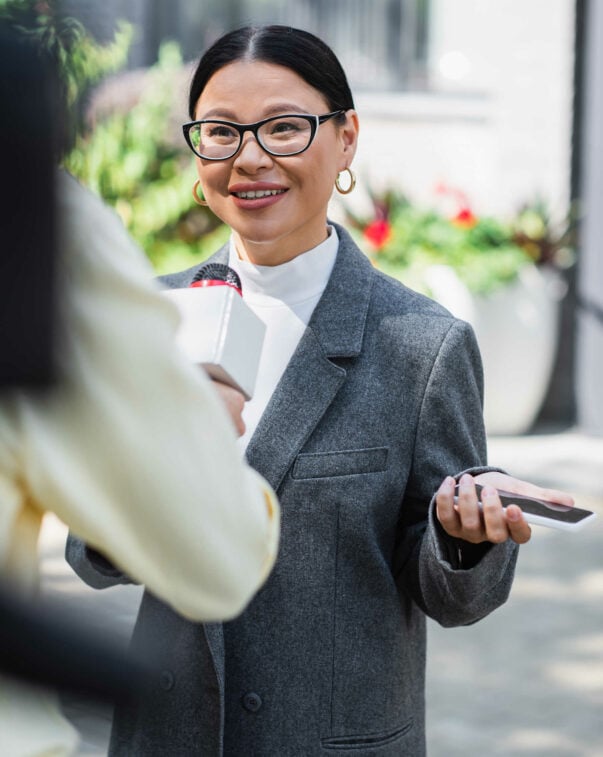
top-left (454, 484), bottom-right (597, 532)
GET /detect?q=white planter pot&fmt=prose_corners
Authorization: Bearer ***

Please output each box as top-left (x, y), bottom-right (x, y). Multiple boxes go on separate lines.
top-left (423, 264), bottom-right (565, 436)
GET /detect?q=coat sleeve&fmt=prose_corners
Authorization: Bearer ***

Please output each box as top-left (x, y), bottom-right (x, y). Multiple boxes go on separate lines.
top-left (394, 317), bottom-right (518, 627)
top-left (17, 172), bottom-right (280, 622)
top-left (65, 534), bottom-right (133, 590)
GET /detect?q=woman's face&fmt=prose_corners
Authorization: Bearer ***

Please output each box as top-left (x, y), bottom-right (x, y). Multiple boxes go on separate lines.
top-left (192, 60), bottom-right (359, 265)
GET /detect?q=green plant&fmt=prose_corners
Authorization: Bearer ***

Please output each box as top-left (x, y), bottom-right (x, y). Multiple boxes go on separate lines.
top-left (2, 2), bottom-right (222, 273)
top-left (63, 41), bottom-right (225, 273)
top-left (0, 0), bottom-right (132, 133)
top-left (346, 184), bottom-right (575, 296)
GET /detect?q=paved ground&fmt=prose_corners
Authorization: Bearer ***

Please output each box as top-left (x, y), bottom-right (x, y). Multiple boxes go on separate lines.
top-left (425, 430), bottom-right (603, 757)
top-left (38, 428), bottom-right (603, 756)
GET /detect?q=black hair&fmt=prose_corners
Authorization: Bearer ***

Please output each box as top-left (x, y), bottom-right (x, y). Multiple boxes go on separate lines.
top-left (188, 25), bottom-right (355, 120)
top-left (0, 22), bottom-right (59, 387)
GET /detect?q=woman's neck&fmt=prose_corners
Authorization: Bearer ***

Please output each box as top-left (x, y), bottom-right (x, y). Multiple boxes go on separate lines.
top-left (232, 224), bottom-right (331, 266)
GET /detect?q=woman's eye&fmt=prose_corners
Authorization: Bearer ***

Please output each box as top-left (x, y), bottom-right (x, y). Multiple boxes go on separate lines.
top-left (269, 120), bottom-right (301, 135)
top-left (207, 125), bottom-right (237, 139)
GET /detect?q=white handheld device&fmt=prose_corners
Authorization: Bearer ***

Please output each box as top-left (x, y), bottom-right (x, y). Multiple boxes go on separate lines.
top-left (455, 484), bottom-right (597, 532)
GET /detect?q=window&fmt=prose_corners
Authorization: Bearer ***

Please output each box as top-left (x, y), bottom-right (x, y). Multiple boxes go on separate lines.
top-left (231, 0), bottom-right (430, 92)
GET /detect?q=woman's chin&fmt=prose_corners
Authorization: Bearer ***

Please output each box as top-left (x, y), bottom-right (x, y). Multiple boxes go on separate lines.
top-left (232, 219), bottom-right (326, 265)
top-left (233, 227), bottom-right (293, 261)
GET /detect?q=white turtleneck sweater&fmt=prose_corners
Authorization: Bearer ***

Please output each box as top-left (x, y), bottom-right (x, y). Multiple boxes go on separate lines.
top-left (228, 227), bottom-right (339, 451)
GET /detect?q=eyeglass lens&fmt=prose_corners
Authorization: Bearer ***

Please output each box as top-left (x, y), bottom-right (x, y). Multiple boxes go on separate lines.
top-left (189, 115), bottom-right (314, 159)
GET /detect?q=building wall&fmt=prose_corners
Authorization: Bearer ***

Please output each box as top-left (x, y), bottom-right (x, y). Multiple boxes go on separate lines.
top-left (576, 0), bottom-right (603, 434)
top-left (352, 0), bottom-right (575, 220)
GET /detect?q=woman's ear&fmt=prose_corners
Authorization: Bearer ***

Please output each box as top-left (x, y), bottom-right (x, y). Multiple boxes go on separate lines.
top-left (339, 110), bottom-right (359, 166)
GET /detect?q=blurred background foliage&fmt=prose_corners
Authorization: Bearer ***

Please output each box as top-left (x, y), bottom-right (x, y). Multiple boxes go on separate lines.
top-left (0, 0), bottom-right (131, 146)
top-left (346, 185), bottom-right (575, 296)
top-left (63, 40), bottom-right (227, 274)
top-left (1, 0), bottom-right (225, 273)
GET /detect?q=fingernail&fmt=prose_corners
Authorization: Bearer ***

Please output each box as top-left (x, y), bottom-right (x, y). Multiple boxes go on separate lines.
top-left (440, 476), bottom-right (455, 492)
top-left (459, 473), bottom-right (473, 490)
top-left (481, 485), bottom-right (496, 499)
top-left (506, 506), bottom-right (520, 522)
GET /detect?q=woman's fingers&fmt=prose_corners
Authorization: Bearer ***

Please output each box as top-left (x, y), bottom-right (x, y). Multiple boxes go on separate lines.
top-left (480, 485), bottom-right (510, 543)
top-left (436, 475), bottom-right (533, 546)
top-left (437, 474), bottom-right (485, 543)
top-left (435, 476), bottom-right (462, 536)
top-left (455, 475), bottom-right (484, 541)
top-left (504, 504), bottom-right (532, 544)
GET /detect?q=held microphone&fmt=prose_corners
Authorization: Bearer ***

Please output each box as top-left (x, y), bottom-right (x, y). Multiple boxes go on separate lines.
top-left (163, 263), bottom-right (265, 399)
top-left (190, 262), bottom-right (242, 293)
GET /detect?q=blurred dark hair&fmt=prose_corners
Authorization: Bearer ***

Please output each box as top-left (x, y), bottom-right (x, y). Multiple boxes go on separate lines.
top-left (188, 25), bottom-right (355, 120)
top-left (0, 2), bottom-right (73, 158)
top-left (0, 582), bottom-right (152, 703)
top-left (0, 22), bottom-right (59, 387)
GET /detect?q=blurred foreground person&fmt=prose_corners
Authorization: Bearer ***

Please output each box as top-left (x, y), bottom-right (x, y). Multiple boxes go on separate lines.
top-left (0, 23), bottom-right (279, 757)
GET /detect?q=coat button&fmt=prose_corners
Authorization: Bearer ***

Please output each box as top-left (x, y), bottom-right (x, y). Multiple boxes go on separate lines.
top-left (242, 692), bottom-right (262, 712)
top-left (159, 670), bottom-right (175, 691)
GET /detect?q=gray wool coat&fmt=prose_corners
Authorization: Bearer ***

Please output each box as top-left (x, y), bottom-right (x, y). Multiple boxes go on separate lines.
top-left (66, 224), bottom-right (518, 757)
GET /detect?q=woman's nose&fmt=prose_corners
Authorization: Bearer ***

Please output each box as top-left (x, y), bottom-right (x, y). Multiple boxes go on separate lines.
top-left (233, 133), bottom-right (273, 171)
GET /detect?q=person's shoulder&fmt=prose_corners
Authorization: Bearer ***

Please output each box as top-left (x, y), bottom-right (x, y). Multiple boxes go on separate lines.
top-left (56, 170), bottom-right (156, 283)
top-left (57, 170), bottom-right (107, 223)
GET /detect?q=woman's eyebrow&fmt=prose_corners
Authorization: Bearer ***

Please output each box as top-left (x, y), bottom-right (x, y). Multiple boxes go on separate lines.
top-left (197, 103), bottom-right (311, 121)
top-left (263, 103), bottom-right (311, 116)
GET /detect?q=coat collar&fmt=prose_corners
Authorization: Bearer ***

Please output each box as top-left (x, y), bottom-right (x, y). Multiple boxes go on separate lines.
top-left (194, 222), bottom-right (374, 358)
top-left (307, 223), bottom-right (374, 357)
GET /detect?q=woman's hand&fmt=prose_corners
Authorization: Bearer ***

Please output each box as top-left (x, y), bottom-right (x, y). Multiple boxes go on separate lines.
top-left (212, 380), bottom-right (246, 437)
top-left (436, 474), bottom-right (532, 545)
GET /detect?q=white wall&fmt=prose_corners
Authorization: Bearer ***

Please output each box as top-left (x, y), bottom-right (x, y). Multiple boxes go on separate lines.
top-left (348, 0), bottom-right (575, 220)
top-left (577, 0), bottom-right (603, 434)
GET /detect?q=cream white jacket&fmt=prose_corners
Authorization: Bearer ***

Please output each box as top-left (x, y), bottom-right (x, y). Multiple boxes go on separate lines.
top-left (0, 172), bottom-right (279, 756)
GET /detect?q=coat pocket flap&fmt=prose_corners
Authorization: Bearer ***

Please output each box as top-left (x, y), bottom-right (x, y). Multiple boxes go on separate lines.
top-left (292, 447), bottom-right (389, 480)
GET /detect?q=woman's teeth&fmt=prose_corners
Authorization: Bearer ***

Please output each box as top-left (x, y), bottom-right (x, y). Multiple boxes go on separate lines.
top-left (234, 189), bottom-right (286, 199)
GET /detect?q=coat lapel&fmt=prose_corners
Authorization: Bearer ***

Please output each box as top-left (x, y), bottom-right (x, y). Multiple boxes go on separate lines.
top-left (245, 224), bottom-right (375, 492)
top-left (245, 327), bottom-right (346, 491)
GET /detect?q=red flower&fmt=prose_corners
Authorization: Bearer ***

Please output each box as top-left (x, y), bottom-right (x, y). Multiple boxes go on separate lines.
top-left (363, 219), bottom-right (392, 250)
top-left (452, 207), bottom-right (477, 229)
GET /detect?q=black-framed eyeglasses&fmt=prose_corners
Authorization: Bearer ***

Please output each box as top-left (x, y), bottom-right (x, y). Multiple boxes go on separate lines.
top-left (182, 110), bottom-right (346, 161)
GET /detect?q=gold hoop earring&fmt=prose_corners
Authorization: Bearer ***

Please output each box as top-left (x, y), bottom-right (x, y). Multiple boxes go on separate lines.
top-left (192, 180), bottom-right (209, 206)
top-left (335, 168), bottom-right (356, 195)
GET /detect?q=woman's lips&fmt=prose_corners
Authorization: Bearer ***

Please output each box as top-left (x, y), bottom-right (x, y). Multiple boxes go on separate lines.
top-left (229, 184), bottom-right (288, 209)
top-left (233, 188), bottom-right (286, 199)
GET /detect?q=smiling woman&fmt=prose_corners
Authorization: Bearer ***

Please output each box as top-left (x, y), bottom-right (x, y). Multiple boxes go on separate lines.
top-left (66, 24), bottom-right (574, 757)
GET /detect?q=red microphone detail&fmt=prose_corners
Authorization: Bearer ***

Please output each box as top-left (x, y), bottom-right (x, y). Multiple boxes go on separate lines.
top-left (190, 263), bottom-right (243, 297)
